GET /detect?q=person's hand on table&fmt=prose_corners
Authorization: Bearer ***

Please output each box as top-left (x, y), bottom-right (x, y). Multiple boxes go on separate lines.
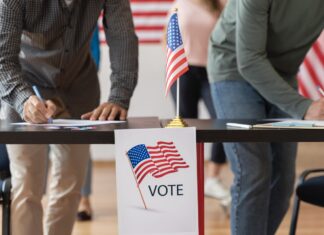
top-left (81, 102), bottom-right (127, 121)
top-left (23, 95), bottom-right (56, 123)
top-left (304, 98), bottom-right (324, 120)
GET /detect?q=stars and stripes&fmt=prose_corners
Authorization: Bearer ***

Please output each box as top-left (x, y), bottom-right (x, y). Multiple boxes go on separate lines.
top-left (127, 141), bottom-right (189, 184)
top-left (127, 144), bottom-right (157, 185)
top-left (165, 12), bottom-right (189, 95)
top-left (298, 32), bottom-right (324, 100)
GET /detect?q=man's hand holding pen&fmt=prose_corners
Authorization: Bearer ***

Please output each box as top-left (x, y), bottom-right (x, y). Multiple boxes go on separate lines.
top-left (23, 95), bottom-right (56, 124)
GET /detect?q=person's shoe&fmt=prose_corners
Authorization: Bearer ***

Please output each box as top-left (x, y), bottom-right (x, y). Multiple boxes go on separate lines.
top-left (204, 177), bottom-right (230, 200)
top-left (77, 211), bottom-right (92, 221)
top-left (220, 195), bottom-right (231, 217)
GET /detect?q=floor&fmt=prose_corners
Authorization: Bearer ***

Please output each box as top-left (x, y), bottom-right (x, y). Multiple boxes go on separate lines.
top-left (2, 142), bottom-right (324, 234)
top-left (73, 143), bottom-right (324, 235)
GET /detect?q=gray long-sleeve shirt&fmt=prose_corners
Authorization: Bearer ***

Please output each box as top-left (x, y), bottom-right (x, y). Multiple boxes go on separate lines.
top-left (0, 0), bottom-right (138, 117)
top-left (208, 0), bottom-right (324, 119)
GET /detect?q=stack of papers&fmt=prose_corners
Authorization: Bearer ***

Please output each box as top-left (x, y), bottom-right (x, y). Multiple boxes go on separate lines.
top-left (253, 120), bottom-right (324, 129)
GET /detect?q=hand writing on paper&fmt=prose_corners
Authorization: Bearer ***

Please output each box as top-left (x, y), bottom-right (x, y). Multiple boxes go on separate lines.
top-left (23, 95), bottom-right (56, 123)
top-left (304, 98), bottom-right (324, 120)
top-left (81, 102), bottom-right (128, 121)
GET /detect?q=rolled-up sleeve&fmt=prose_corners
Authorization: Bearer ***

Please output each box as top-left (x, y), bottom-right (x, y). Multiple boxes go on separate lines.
top-left (236, 0), bottom-right (312, 118)
top-left (0, 1), bottom-right (34, 116)
top-left (103, 0), bottom-right (138, 109)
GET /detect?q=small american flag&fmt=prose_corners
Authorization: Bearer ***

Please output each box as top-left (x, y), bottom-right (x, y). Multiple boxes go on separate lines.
top-left (165, 12), bottom-right (189, 95)
top-left (298, 31), bottom-right (324, 100)
top-left (127, 141), bottom-right (189, 184)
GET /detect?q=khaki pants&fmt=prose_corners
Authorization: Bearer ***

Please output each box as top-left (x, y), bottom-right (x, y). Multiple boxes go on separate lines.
top-left (7, 144), bottom-right (90, 235)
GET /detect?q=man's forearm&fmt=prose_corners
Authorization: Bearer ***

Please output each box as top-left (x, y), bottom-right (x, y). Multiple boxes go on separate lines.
top-left (103, 0), bottom-right (139, 109)
top-left (0, 0), bottom-right (32, 117)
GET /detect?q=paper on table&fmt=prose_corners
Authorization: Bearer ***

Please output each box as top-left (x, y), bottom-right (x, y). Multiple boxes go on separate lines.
top-left (253, 120), bottom-right (324, 129)
top-left (11, 119), bottom-right (125, 127)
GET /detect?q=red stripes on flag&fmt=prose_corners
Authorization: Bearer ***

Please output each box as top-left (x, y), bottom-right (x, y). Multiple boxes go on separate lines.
top-left (98, 0), bottom-right (174, 45)
top-left (134, 158), bottom-right (157, 185)
top-left (147, 141), bottom-right (189, 178)
top-left (298, 32), bottom-right (324, 100)
top-left (131, 0), bottom-right (174, 43)
top-left (165, 46), bottom-right (189, 94)
top-left (133, 141), bottom-right (189, 184)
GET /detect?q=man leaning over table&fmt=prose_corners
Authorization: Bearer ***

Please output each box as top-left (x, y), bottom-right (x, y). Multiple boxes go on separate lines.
top-left (207, 0), bottom-right (324, 234)
top-left (0, 1), bottom-right (138, 235)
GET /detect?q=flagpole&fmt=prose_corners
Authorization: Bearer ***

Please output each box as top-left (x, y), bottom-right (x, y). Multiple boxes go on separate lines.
top-left (125, 153), bottom-right (148, 210)
top-left (176, 79), bottom-right (180, 117)
top-left (175, 7), bottom-right (180, 119)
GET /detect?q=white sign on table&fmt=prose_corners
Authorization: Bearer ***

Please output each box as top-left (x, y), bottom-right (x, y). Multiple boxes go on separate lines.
top-left (115, 127), bottom-right (198, 235)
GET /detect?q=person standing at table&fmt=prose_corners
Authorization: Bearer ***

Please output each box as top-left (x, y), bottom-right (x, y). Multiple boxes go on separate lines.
top-left (77, 24), bottom-right (101, 222)
top-left (0, 1), bottom-right (138, 235)
top-left (207, 0), bottom-right (324, 234)
top-left (169, 0), bottom-right (231, 206)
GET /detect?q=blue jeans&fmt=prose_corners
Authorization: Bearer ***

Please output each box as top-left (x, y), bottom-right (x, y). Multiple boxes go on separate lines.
top-left (0, 144), bottom-right (9, 171)
top-left (81, 158), bottom-right (92, 197)
top-left (210, 80), bottom-right (297, 235)
top-left (0, 144), bottom-right (10, 179)
top-left (171, 65), bottom-right (226, 164)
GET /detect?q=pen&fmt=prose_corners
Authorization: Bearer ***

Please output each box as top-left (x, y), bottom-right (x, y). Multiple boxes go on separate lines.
top-left (226, 122), bottom-right (253, 129)
top-left (32, 85), bottom-right (53, 124)
top-left (318, 86), bottom-right (324, 97)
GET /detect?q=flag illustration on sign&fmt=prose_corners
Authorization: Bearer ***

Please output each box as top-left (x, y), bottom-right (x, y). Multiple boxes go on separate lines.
top-left (297, 32), bottom-right (324, 100)
top-left (165, 11), bottom-right (189, 95)
top-left (127, 141), bottom-right (189, 185)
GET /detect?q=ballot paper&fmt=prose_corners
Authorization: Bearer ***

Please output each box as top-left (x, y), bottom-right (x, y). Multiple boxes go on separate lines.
top-left (253, 120), bottom-right (324, 129)
top-left (12, 119), bottom-right (125, 127)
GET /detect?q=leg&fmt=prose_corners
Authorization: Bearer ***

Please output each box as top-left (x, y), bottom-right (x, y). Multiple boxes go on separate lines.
top-left (207, 143), bottom-right (226, 180)
top-left (77, 158), bottom-right (93, 221)
top-left (170, 66), bottom-right (200, 118)
top-left (45, 144), bottom-right (90, 235)
top-left (267, 106), bottom-right (297, 234)
top-left (211, 80), bottom-right (273, 235)
top-left (7, 144), bottom-right (48, 235)
top-left (200, 69), bottom-right (227, 167)
top-left (267, 142), bottom-right (297, 234)
top-left (204, 143), bottom-right (231, 202)
top-left (2, 177), bottom-right (11, 235)
top-left (199, 68), bottom-right (230, 202)
top-left (81, 158), bottom-right (92, 198)
top-left (0, 144), bottom-right (10, 177)
top-left (226, 142), bottom-right (273, 235)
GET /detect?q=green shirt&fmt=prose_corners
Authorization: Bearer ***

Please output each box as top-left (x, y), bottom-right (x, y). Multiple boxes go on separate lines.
top-left (208, 0), bottom-right (324, 119)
